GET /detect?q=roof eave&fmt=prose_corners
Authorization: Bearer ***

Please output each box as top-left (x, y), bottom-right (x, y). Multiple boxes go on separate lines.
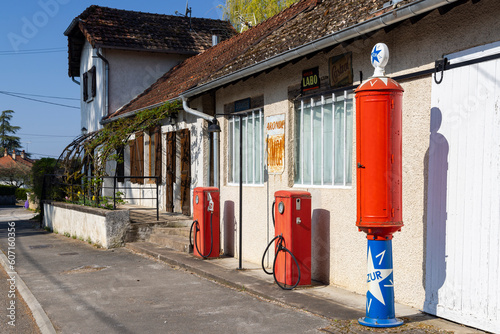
top-left (180, 0), bottom-right (457, 99)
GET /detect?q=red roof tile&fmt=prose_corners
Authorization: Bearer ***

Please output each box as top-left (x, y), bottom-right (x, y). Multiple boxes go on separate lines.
top-left (109, 0), bottom-right (422, 118)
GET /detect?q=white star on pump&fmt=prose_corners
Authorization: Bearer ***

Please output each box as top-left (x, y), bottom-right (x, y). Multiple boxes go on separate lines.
top-left (367, 247), bottom-right (393, 305)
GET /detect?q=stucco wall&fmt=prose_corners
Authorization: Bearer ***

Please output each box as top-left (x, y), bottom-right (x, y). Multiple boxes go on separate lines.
top-left (214, 0), bottom-right (500, 310)
top-left (43, 202), bottom-right (130, 248)
top-left (79, 41), bottom-right (189, 133)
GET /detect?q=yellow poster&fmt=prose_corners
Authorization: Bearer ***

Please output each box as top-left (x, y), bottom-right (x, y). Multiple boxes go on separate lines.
top-left (266, 114), bottom-right (285, 174)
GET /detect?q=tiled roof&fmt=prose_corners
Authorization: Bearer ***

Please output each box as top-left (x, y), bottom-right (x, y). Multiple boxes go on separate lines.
top-left (0, 153), bottom-right (33, 169)
top-left (109, 0), bottom-right (421, 118)
top-left (65, 5), bottom-right (237, 77)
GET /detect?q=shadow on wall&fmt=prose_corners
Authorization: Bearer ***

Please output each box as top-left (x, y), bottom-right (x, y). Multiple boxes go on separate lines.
top-left (223, 200), bottom-right (235, 257)
top-left (311, 208), bottom-right (330, 284)
top-left (423, 107), bottom-right (449, 314)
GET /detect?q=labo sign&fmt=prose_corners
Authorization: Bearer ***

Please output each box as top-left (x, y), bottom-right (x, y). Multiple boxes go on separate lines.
top-left (301, 67), bottom-right (320, 93)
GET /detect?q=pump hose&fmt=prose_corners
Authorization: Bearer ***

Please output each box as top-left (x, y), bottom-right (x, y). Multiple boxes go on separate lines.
top-left (261, 234), bottom-right (301, 290)
top-left (189, 213), bottom-right (214, 259)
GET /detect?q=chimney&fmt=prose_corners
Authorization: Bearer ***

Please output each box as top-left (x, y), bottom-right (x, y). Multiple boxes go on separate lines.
top-left (21, 150), bottom-right (25, 159)
top-left (12, 150), bottom-right (16, 160)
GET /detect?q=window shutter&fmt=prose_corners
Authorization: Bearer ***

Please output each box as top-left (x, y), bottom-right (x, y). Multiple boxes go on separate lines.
top-left (90, 66), bottom-right (96, 98)
top-left (129, 139), bottom-right (136, 183)
top-left (83, 72), bottom-right (88, 101)
top-left (136, 133), bottom-right (144, 184)
top-left (154, 128), bottom-right (162, 181)
top-left (180, 129), bottom-right (191, 215)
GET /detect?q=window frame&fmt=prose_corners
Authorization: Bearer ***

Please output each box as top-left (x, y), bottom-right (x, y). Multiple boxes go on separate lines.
top-left (227, 108), bottom-right (264, 186)
top-left (294, 90), bottom-right (354, 188)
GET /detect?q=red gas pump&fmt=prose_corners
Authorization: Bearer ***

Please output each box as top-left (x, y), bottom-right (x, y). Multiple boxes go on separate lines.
top-left (262, 190), bottom-right (311, 289)
top-left (190, 187), bottom-right (220, 259)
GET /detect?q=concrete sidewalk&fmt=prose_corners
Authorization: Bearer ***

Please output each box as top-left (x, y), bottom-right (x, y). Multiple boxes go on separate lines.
top-left (125, 241), bottom-right (484, 334)
top-left (0, 213), bottom-right (485, 333)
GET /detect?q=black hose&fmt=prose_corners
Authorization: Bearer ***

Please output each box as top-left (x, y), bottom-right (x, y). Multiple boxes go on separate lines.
top-left (261, 235), bottom-right (280, 275)
top-left (271, 201), bottom-right (275, 227)
top-left (261, 234), bottom-right (301, 290)
top-left (190, 213), bottom-right (213, 259)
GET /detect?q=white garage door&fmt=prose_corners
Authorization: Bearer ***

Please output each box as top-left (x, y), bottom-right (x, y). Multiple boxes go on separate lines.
top-left (425, 41), bottom-right (500, 333)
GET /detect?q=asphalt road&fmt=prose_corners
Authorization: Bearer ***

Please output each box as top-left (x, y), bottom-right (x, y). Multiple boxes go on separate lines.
top-left (0, 205), bottom-right (40, 334)
top-left (0, 206), bottom-right (332, 333)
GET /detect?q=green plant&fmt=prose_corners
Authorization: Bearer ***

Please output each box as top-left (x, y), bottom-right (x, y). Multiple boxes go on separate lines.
top-left (30, 158), bottom-right (57, 211)
top-left (64, 232), bottom-right (70, 238)
top-left (15, 187), bottom-right (28, 200)
top-left (87, 237), bottom-right (92, 244)
top-left (72, 235), bottom-right (77, 239)
top-left (54, 229), bottom-right (58, 234)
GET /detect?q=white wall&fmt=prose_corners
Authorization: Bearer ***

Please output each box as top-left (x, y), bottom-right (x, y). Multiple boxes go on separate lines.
top-left (79, 41), bottom-right (190, 133)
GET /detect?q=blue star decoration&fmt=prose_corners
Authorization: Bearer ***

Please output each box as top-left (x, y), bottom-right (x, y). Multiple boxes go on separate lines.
top-left (367, 247), bottom-right (393, 307)
top-left (371, 46), bottom-right (382, 64)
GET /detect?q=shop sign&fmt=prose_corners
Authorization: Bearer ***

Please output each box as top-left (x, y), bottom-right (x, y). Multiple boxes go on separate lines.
top-left (301, 67), bottom-right (320, 93)
top-left (266, 114), bottom-right (285, 174)
top-left (329, 52), bottom-right (353, 88)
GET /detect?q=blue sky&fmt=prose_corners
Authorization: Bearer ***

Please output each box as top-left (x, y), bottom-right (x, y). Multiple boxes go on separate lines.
top-left (0, 0), bottom-right (225, 159)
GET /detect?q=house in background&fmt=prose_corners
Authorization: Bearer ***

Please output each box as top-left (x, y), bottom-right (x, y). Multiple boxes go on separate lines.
top-left (63, 5), bottom-right (236, 214)
top-left (64, 5), bottom-right (236, 134)
top-left (100, 0), bottom-right (500, 332)
top-left (0, 149), bottom-right (34, 188)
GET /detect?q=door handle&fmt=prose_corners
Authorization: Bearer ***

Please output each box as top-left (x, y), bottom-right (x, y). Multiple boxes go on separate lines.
top-left (357, 163), bottom-right (365, 169)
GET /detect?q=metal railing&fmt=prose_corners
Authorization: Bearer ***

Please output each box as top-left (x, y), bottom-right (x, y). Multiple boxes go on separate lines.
top-left (42, 174), bottom-right (160, 221)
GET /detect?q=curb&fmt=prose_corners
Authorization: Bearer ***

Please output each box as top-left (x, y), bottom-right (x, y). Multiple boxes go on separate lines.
top-left (0, 252), bottom-right (57, 334)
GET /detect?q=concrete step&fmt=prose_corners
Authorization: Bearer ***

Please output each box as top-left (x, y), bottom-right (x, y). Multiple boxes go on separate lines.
top-left (147, 233), bottom-right (192, 253)
top-left (152, 226), bottom-right (192, 238)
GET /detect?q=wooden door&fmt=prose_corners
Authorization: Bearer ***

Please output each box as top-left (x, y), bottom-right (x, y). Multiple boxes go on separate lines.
top-left (179, 129), bottom-right (191, 216)
top-left (165, 132), bottom-right (176, 212)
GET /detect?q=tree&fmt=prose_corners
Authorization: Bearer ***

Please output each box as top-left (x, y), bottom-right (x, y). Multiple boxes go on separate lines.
top-left (222, 0), bottom-right (299, 32)
top-left (0, 110), bottom-right (21, 154)
top-left (0, 163), bottom-right (31, 188)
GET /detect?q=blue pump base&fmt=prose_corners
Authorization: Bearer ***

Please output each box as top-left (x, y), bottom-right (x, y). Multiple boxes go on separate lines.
top-left (358, 316), bottom-right (404, 328)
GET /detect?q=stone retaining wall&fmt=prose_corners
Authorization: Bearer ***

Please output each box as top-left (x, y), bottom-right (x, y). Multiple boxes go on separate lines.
top-left (43, 201), bottom-right (130, 248)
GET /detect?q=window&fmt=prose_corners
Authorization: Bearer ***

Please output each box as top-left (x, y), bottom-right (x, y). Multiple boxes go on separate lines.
top-left (228, 109), bottom-right (264, 185)
top-left (82, 66), bottom-right (96, 102)
top-left (82, 72), bottom-right (88, 101)
top-left (294, 91), bottom-right (353, 187)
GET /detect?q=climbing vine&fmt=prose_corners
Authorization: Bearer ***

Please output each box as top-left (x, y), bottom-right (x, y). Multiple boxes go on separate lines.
top-left (84, 100), bottom-right (181, 177)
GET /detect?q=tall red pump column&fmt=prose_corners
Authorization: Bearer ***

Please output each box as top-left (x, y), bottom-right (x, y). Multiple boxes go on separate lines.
top-left (356, 43), bottom-right (404, 328)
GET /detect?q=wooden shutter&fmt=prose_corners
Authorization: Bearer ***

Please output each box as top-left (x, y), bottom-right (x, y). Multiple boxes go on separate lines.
top-left (129, 139), bottom-right (136, 183)
top-left (165, 132), bottom-right (176, 212)
top-left (180, 129), bottom-right (191, 216)
top-left (83, 72), bottom-right (88, 101)
top-left (136, 133), bottom-right (144, 184)
top-left (154, 128), bottom-right (162, 181)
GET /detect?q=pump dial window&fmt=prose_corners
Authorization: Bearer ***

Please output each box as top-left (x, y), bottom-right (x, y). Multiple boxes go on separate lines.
top-left (278, 201), bottom-right (285, 214)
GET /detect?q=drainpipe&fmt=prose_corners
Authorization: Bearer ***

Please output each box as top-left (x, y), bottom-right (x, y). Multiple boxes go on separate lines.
top-left (96, 48), bottom-right (109, 118)
top-left (181, 96), bottom-right (218, 188)
top-left (71, 77), bottom-right (80, 85)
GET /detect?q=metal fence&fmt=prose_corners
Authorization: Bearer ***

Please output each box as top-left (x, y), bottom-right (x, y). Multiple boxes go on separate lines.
top-left (41, 174), bottom-right (160, 221)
